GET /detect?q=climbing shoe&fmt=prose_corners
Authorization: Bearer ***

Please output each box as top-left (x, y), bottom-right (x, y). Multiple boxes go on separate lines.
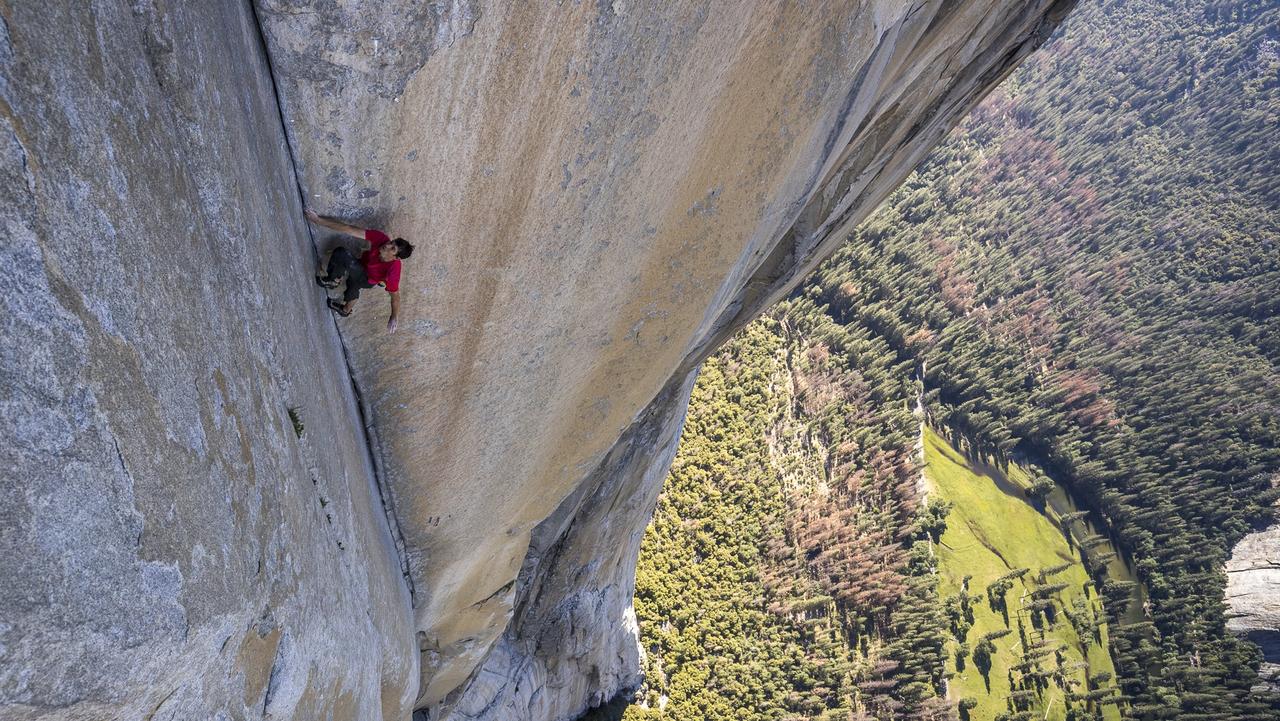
top-left (315, 275), bottom-right (339, 289)
top-left (327, 299), bottom-right (352, 317)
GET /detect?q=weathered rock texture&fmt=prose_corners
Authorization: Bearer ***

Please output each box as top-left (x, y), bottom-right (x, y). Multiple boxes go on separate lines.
top-left (1, 2), bottom-right (414, 719)
top-left (1227, 521), bottom-right (1280, 694)
top-left (253, 1), bottom-right (1075, 719)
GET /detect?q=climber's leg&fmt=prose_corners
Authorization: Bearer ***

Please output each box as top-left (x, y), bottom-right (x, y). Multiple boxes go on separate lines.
top-left (317, 246), bottom-right (356, 288)
top-left (342, 263), bottom-right (371, 304)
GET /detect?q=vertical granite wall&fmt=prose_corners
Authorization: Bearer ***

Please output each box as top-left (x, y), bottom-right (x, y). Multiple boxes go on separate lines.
top-left (254, 1), bottom-right (1075, 717)
top-left (1, 2), bottom-right (415, 719)
top-left (1227, 521), bottom-right (1280, 695)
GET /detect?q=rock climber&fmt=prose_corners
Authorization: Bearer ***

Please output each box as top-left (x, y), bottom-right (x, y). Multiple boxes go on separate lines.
top-left (305, 209), bottom-right (414, 334)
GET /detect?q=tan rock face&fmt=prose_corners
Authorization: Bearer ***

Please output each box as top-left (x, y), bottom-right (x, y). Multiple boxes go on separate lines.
top-left (1226, 521), bottom-right (1280, 694)
top-left (256, 1), bottom-right (1075, 717)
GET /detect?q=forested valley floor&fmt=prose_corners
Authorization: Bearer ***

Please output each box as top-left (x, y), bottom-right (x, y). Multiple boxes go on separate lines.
top-left (616, 0), bottom-right (1280, 719)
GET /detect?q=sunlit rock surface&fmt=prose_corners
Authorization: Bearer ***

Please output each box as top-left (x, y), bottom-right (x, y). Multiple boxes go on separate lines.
top-left (1227, 522), bottom-right (1280, 694)
top-left (256, 1), bottom-right (1075, 718)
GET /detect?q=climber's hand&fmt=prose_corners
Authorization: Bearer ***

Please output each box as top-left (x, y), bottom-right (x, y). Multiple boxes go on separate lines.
top-left (304, 208), bottom-right (320, 223)
top-left (387, 317), bottom-right (398, 334)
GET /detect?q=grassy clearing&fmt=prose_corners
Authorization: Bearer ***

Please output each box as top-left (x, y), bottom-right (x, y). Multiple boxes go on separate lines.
top-left (923, 427), bottom-right (1120, 721)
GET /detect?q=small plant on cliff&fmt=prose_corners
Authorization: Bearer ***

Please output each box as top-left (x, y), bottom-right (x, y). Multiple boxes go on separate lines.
top-left (287, 406), bottom-right (304, 438)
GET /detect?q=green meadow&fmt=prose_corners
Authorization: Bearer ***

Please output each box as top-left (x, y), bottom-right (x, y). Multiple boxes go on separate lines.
top-left (923, 427), bottom-right (1122, 721)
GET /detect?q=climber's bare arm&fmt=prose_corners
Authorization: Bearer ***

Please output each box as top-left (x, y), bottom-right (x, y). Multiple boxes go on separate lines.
top-left (305, 209), bottom-right (371, 246)
top-left (387, 292), bottom-right (400, 334)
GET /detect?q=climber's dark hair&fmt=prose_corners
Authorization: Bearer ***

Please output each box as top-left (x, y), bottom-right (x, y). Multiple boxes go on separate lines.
top-left (394, 238), bottom-right (414, 259)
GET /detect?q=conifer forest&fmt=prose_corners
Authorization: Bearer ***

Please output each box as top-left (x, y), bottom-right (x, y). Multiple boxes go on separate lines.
top-left (619, 0), bottom-right (1280, 718)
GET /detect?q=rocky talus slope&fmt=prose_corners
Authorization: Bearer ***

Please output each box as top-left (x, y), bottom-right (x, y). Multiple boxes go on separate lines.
top-left (2, 1), bottom-right (1072, 719)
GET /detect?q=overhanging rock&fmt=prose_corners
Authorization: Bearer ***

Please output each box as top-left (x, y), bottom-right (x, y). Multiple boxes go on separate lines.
top-left (255, 1), bottom-right (1075, 717)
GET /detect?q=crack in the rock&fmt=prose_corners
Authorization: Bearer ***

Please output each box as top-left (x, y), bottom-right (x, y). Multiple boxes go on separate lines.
top-left (243, 0), bottom-right (416, 604)
top-left (1229, 562), bottom-right (1280, 572)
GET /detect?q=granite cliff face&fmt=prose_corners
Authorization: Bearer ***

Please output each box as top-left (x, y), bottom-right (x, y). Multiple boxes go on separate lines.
top-left (1227, 519), bottom-right (1280, 695)
top-left (2, 1), bottom-right (1072, 720)
top-left (255, 1), bottom-right (1074, 718)
top-left (0, 3), bottom-right (415, 720)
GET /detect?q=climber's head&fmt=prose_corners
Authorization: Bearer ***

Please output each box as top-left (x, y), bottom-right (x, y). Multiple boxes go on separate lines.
top-left (379, 238), bottom-right (415, 262)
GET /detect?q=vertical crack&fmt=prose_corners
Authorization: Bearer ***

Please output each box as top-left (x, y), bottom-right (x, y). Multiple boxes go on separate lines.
top-left (243, 0), bottom-right (416, 603)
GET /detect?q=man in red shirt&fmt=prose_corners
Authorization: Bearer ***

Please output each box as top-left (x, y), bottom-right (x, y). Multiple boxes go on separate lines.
top-left (306, 209), bottom-right (414, 333)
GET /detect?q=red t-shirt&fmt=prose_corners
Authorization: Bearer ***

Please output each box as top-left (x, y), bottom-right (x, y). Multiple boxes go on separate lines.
top-left (361, 229), bottom-right (402, 293)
